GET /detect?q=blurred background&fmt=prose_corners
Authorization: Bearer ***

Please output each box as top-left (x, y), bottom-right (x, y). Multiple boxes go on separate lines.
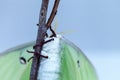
top-left (0, 0), bottom-right (120, 80)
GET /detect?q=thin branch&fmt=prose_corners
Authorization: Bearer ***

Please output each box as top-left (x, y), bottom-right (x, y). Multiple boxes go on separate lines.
top-left (30, 0), bottom-right (49, 80)
top-left (46, 0), bottom-right (60, 27)
top-left (29, 0), bottom-right (60, 80)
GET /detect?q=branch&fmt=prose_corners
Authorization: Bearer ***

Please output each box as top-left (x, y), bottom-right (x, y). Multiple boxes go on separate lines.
top-left (46, 0), bottom-right (60, 27)
top-left (30, 0), bottom-right (49, 80)
top-left (29, 0), bottom-right (60, 80)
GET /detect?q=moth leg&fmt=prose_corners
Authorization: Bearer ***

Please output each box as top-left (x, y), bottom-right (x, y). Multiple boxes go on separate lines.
top-left (49, 26), bottom-right (56, 37)
top-left (44, 38), bottom-right (54, 44)
top-left (26, 50), bottom-right (48, 59)
top-left (27, 56), bottom-right (34, 62)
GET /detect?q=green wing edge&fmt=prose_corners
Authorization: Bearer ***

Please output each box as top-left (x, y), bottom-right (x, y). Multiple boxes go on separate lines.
top-left (0, 39), bottom-right (98, 80)
top-left (0, 41), bottom-right (35, 80)
top-left (59, 38), bottom-right (98, 80)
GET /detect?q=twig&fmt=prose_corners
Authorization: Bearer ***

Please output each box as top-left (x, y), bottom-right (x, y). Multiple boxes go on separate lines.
top-left (30, 0), bottom-right (49, 80)
top-left (29, 0), bottom-right (60, 80)
top-left (46, 0), bottom-right (60, 27)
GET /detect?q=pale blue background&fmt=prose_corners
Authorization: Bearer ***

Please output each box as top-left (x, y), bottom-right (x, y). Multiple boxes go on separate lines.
top-left (0, 0), bottom-right (120, 80)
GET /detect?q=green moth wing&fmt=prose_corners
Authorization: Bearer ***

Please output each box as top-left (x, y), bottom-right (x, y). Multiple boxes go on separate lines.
top-left (0, 37), bottom-right (98, 80)
top-left (0, 42), bottom-right (34, 80)
top-left (59, 38), bottom-right (98, 80)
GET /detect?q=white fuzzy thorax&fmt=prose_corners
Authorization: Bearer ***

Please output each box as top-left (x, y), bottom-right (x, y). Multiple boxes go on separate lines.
top-left (37, 35), bottom-right (62, 80)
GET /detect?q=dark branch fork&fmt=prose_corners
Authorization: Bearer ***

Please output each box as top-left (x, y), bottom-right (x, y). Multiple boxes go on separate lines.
top-left (29, 0), bottom-right (60, 80)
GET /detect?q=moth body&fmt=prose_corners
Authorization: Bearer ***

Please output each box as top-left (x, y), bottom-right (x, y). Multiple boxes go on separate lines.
top-left (37, 35), bottom-right (62, 80)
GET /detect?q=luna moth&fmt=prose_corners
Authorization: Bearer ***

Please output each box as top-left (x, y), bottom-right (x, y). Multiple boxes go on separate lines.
top-left (0, 35), bottom-right (98, 80)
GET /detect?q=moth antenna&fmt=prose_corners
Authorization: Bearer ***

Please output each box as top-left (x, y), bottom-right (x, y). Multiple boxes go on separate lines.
top-left (57, 29), bottom-right (75, 35)
top-left (53, 19), bottom-right (58, 31)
